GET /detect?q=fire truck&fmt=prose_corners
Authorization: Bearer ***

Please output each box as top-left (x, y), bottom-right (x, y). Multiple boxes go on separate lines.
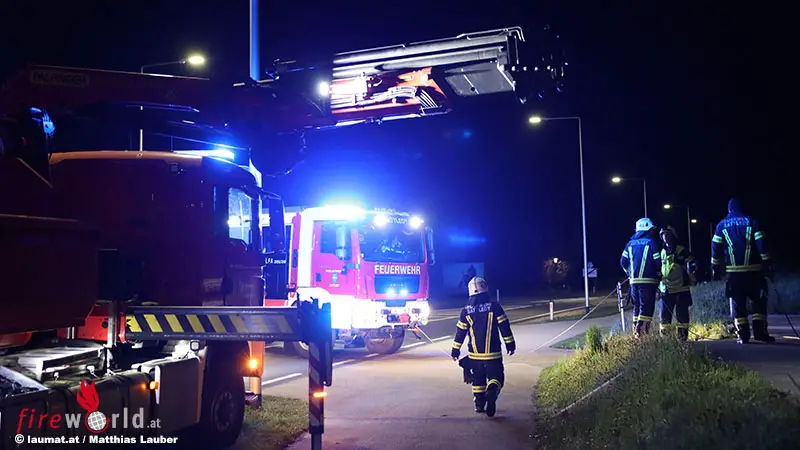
top-left (257, 205), bottom-right (435, 356)
top-left (0, 23), bottom-right (563, 450)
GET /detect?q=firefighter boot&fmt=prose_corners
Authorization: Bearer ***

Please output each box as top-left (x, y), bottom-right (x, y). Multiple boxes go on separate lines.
top-left (752, 319), bottom-right (776, 343)
top-left (474, 394), bottom-right (486, 413)
top-left (677, 327), bottom-right (689, 342)
top-left (485, 384), bottom-right (499, 417)
top-left (735, 321), bottom-right (751, 344)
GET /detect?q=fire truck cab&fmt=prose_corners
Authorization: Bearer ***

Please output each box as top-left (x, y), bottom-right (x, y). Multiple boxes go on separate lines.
top-left (258, 205), bottom-right (434, 355)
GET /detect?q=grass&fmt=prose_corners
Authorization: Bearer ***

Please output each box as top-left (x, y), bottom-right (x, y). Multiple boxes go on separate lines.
top-left (690, 272), bottom-right (800, 323)
top-left (231, 396), bottom-right (308, 450)
top-left (551, 326), bottom-right (613, 350)
top-left (533, 334), bottom-right (800, 450)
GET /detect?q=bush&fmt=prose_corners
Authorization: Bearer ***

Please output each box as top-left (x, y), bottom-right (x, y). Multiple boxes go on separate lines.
top-left (585, 325), bottom-right (603, 354)
top-left (690, 271), bottom-right (800, 323)
top-left (534, 335), bottom-right (800, 450)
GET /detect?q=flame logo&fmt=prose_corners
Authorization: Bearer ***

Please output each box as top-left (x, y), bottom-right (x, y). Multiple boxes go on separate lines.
top-left (78, 379), bottom-right (100, 413)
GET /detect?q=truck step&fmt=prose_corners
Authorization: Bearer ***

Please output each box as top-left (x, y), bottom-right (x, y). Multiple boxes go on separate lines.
top-left (5, 345), bottom-right (103, 381)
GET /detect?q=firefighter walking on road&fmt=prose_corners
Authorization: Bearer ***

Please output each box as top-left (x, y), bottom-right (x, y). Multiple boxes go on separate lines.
top-left (451, 277), bottom-right (515, 417)
top-left (659, 225), bottom-right (697, 341)
top-left (711, 198), bottom-right (775, 344)
top-left (620, 218), bottom-right (663, 337)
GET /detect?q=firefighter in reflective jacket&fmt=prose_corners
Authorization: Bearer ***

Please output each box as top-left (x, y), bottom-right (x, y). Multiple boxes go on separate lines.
top-left (659, 225), bottom-right (697, 341)
top-left (711, 198), bottom-right (775, 344)
top-left (451, 277), bottom-right (515, 417)
top-left (620, 218), bottom-right (663, 337)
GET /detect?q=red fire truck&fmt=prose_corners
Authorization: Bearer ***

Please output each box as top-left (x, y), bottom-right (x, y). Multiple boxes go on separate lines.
top-left (0, 24), bottom-right (563, 449)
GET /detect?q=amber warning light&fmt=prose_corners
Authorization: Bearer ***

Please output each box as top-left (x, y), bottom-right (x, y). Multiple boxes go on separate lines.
top-left (312, 391), bottom-right (327, 399)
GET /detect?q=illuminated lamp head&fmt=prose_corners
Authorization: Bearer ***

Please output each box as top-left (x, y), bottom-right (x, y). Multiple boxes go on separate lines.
top-left (373, 214), bottom-right (389, 227)
top-left (409, 216), bottom-right (424, 229)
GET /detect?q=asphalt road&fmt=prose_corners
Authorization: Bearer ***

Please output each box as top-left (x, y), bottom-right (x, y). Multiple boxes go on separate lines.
top-left (260, 298), bottom-right (583, 386)
top-left (259, 298), bottom-right (619, 450)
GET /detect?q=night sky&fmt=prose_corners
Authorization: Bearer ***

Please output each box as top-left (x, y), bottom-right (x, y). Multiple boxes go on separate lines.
top-left (1, 1), bottom-right (785, 294)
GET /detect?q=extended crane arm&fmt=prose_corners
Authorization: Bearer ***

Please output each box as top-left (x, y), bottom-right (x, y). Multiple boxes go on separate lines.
top-left (0, 26), bottom-right (563, 135)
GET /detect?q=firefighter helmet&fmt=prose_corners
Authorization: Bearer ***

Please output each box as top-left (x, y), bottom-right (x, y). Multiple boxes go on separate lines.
top-left (660, 225), bottom-right (678, 238)
top-left (635, 218), bottom-right (655, 232)
top-left (468, 277), bottom-right (489, 296)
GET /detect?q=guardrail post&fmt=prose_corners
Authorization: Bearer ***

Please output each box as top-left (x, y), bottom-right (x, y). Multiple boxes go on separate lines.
top-left (549, 301), bottom-right (554, 321)
top-left (616, 281), bottom-right (625, 332)
top-left (307, 301), bottom-right (332, 450)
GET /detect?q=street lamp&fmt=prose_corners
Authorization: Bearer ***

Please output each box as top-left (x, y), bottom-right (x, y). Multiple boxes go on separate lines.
top-left (138, 54), bottom-right (207, 151)
top-left (529, 115), bottom-right (590, 313)
top-left (663, 204), bottom-right (692, 251)
top-left (553, 257), bottom-right (559, 264)
top-left (611, 176), bottom-right (648, 218)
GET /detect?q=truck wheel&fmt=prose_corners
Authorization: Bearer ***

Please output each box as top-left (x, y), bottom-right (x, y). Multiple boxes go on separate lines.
top-left (365, 330), bottom-right (405, 354)
top-left (199, 365), bottom-right (245, 448)
top-left (284, 340), bottom-right (309, 358)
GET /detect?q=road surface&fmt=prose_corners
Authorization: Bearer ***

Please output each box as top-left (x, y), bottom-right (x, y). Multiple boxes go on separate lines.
top-left (260, 298), bottom-right (588, 386)
top-left (260, 298), bottom-right (619, 450)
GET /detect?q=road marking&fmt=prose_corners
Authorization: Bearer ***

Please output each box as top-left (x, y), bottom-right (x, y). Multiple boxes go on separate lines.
top-left (263, 335), bottom-right (455, 386)
top-left (333, 358), bottom-right (356, 367)
top-left (427, 304), bottom-right (543, 323)
top-left (401, 341), bottom-right (427, 349)
top-left (262, 372), bottom-right (303, 386)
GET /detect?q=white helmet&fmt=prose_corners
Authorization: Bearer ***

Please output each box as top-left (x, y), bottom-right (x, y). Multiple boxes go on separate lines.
top-left (635, 218), bottom-right (654, 232)
top-left (468, 277), bottom-right (489, 296)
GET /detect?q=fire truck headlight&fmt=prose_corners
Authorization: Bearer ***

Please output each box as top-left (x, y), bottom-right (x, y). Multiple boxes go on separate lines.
top-left (409, 216), bottom-right (424, 229)
top-left (400, 289), bottom-right (409, 296)
top-left (318, 81), bottom-right (330, 97)
top-left (386, 288), bottom-right (396, 296)
top-left (373, 214), bottom-right (389, 227)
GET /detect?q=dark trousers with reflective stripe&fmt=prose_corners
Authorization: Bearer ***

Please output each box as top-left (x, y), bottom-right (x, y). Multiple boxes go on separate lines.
top-left (727, 272), bottom-right (768, 339)
top-left (631, 283), bottom-right (657, 324)
top-left (471, 360), bottom-right (505, 407)
top-left (660, 291), bottom-right (691, 339)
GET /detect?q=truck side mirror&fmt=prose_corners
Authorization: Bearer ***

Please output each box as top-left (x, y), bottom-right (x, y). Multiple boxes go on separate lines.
top-left (267, 196), bottom-right (286, 253)
top-left (335, 225), bottom-right (348, 260)
top-left (426, 228), bottom-right (436, 266)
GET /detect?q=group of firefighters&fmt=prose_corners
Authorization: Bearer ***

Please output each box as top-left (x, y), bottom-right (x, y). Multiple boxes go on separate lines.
top-left (621, 197), bottom-right (775, 344)
top-left (449, 197), bottom-right (775, 417)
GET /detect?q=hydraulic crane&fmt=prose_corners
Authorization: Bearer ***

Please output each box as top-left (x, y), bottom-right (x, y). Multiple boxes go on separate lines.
top-left (0, 23), bottom-right (564, 449)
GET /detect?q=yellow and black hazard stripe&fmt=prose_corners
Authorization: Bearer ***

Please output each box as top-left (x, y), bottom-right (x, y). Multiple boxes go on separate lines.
top-left (124, 306), bottom-right (303, 341)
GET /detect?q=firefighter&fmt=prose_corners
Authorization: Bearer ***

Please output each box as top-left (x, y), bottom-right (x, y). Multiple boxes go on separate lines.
top-left (711, 198), bottom-right (775, 344)
top-left (658, 225), bottom-right (697, 341)
top-left (451, 277), bottom-right (515, 417)
top-left (620, 218), bottom-right (663, 337)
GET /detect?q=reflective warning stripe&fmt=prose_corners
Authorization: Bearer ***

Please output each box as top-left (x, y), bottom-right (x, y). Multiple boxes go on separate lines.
top-left (124, 306), bottom-right (303, 341)
top-left (308, 341), bottom-right (329, 434)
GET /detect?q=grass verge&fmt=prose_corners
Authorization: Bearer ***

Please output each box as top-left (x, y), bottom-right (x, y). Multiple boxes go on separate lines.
top-left (534, 334), bottom-right (800, 450)
top-left (231, 396), bottom-right (307, 450)
top-left (690, 271), bottom-right (800, 323)
top-left (551, 326), bottom-right (613, 350)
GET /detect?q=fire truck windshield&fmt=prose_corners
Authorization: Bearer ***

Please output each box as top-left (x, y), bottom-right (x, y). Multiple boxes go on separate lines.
top-left (358, 224), bottom-right (425, 263)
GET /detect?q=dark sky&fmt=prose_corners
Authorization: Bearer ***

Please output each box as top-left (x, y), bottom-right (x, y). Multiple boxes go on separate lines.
top-left (1, 1), bottom-right (785, 292)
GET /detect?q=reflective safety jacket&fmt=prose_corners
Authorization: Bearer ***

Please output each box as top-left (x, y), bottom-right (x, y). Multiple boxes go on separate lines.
top-left (712, 213), bottom-right (770, 273)
top-left (659, 245), bottom-right (695, 294)
top-left (453, 299), bottom-right (515, 361)
top-left (620, 231), bottom-right (663, 285)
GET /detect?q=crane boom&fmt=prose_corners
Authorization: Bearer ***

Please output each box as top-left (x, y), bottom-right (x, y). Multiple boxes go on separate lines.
top-left (0, 26), bottom-right (563, 140)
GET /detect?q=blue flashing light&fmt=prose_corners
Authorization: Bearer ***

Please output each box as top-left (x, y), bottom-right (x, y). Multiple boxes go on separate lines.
top-left (174, 148), bottom-right (236, 161)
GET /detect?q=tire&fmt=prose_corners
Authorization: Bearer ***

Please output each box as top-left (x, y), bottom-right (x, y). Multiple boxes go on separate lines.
top-left (199, 363), bottom-right (245, 448)
top-left (365, 330), bottom-right (405, 354)
top-left (284, 340), bottom-right (310, 358)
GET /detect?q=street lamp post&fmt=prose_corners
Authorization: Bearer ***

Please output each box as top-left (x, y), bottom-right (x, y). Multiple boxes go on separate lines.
top-left (138, 54), bottom-right (206, 151)
top-left (663, 204), bottom-right (692, 252)
top-left (611, 176), bottom-right (648, 218)
top-left (529, 115), bottom-right (590, 313)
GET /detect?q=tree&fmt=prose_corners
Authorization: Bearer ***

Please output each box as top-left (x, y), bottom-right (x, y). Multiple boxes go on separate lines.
top-left (542, 259), bottom-right (570, 289)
